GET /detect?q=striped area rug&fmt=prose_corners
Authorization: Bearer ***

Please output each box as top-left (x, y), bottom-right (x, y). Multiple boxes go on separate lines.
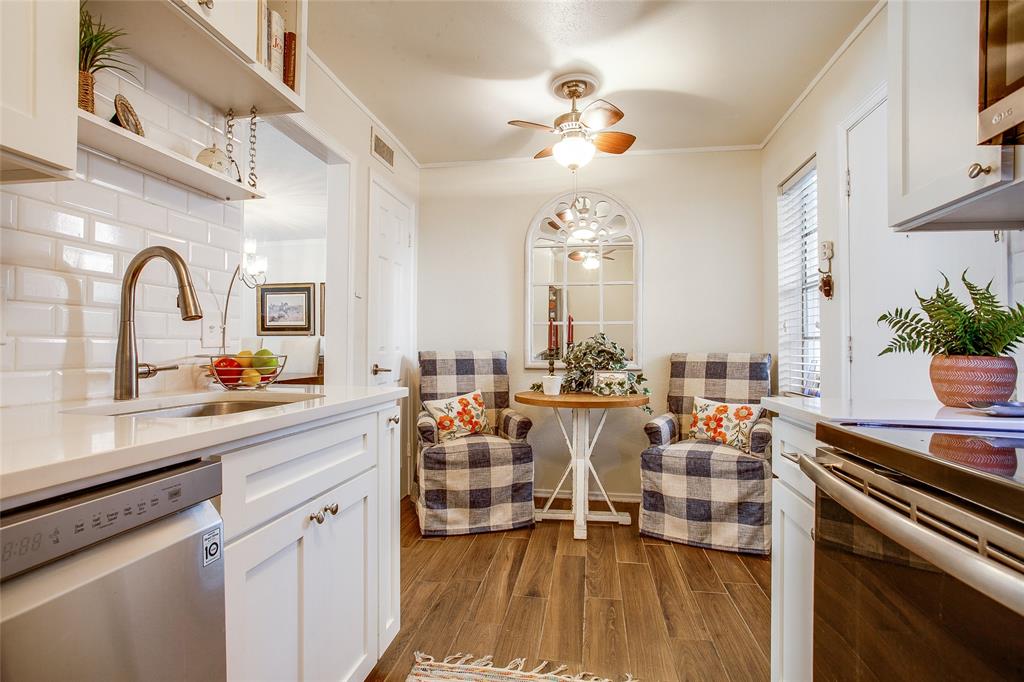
top-left (406, 653), bottom-right (636, 681)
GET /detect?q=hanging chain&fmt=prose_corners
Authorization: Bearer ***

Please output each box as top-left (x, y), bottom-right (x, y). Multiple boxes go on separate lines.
top-left (248, 106), bottom-right (258, 190)
top-left (224, 109), bottom-right (235, 163)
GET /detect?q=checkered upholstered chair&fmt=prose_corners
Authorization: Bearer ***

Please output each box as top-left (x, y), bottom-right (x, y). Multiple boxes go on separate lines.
top-left (415, 351), bottom-right (535, 536)
top-left (639, 353), bottom-right (773, 555)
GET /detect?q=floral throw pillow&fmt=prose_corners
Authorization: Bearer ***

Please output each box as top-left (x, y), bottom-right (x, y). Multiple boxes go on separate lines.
top-left (688, 397), bottom-right (763, 452)
top-left (423, 390), bottom-right (489, 442)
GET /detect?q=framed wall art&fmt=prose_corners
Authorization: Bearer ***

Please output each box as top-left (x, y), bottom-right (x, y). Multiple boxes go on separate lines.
top-left (256, 282), bottom-right (315, 336)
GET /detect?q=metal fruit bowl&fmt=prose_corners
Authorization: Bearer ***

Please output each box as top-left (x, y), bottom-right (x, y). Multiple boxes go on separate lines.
top-left (202, 353), bottom-right (288, 390)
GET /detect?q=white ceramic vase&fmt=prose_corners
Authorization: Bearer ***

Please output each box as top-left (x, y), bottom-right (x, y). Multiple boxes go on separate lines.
top-left (542, 375), bottom-right (564, 396)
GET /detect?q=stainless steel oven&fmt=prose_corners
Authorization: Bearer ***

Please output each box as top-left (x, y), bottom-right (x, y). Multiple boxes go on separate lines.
top-left (799, 443), bottom-right (1023, 680)
top-left (979, 0), bottom-right (1024, 144)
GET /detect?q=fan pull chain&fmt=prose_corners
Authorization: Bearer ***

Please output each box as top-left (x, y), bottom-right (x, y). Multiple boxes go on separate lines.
top-left (248, 106), bottom-right (259, 190)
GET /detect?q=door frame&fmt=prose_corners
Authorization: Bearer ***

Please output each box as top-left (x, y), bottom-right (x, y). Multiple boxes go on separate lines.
top-left (836, 82), bottom-right (886, 401)
top-left (367, 168), bottom-right (418, 494)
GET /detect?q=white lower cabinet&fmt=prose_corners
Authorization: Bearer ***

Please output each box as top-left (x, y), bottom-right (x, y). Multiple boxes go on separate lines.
top-left (225, 469), bottom-right (379, 682)
top-left (377, 406), bottom-right (402, 655)
top-left (771, 479), bottom-right (815, 682)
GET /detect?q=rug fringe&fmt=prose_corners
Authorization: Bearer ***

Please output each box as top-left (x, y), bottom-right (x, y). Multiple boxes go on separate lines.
top-left (412, 652), bottom-right (636, 681)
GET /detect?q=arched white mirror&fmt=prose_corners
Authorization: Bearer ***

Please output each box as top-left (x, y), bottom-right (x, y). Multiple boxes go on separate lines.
top-left (525, 189), bottom-right (642, 368)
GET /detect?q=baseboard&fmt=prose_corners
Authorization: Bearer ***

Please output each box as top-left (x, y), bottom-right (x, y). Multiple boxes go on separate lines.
top-left (533, 488), bottom-right (642, 504)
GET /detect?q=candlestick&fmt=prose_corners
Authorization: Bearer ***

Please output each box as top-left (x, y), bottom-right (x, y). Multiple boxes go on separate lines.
top-left (567, 315), bottom-right (574, 346)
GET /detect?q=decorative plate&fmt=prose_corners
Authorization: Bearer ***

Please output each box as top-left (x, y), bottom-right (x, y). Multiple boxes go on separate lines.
top-left (112, 94), bottom-right (144, 137)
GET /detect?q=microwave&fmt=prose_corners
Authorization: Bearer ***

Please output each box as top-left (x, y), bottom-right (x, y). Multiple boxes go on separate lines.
top-left (980, 0), bottom-right (1024, 144)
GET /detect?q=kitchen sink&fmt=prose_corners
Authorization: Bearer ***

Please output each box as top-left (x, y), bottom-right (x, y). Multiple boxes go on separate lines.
top-left (64, 391), bottom-right (324, 418)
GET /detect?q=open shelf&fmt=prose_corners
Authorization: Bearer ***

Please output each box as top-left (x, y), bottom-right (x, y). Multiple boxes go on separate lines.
top-left (89, 0), bottom-right (302, 116)
top-left (77, 111), bottom-right (265, 201)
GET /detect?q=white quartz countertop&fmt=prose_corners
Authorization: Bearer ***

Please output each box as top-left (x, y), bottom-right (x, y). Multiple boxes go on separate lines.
top-left (0, 385), bottom-right (407, 507)
top-left (761, 395), bottom-right (1024, 431)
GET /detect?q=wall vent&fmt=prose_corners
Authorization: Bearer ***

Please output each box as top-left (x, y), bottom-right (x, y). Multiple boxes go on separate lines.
top-left (371, 128), bottom-right (395, 170)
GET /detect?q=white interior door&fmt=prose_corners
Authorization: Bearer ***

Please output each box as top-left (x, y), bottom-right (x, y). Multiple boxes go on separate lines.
top-left (845, 99), bottom-right (1008, 401)
top-left (368, 175), bottom-right (414, 492)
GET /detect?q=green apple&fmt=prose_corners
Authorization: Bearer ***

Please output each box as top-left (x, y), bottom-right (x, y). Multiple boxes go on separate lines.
top-left (252, 347), bottom-right (279, 375)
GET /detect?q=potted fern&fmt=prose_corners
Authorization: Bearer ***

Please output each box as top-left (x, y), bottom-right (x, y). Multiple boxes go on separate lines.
top-left (79, 3), bottom-right (135, 113)
top-left (878, 271), bottom-right (1024, 406)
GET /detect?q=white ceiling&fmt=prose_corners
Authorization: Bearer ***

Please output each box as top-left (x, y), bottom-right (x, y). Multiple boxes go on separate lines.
top-left (309, 0), bottom-right (876, 165)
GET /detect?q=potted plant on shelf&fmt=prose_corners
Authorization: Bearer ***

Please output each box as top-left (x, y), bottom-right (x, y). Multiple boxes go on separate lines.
top-left (78, 3), bottom-right (135, 114)
top-left (531, 332), bottom-right (652, 412)
top-left (878, 271), bottom-right (1024, 407)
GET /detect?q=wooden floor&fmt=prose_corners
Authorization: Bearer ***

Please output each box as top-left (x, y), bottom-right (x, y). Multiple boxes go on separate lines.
top-left (368, 498), bottom-right (771, 681)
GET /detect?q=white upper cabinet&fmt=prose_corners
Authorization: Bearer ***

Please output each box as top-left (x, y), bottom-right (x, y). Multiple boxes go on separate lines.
top-left (174, 0), bottom-right (259, 64)
top-left (888, 0), bottom-right (1020, 231)
top-left (0, 0), bottom-right (77, 182)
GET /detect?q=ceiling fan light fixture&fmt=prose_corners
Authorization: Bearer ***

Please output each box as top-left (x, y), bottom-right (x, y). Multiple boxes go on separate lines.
top-left (553, 135), bottom-right (595, 170)
top-left (581, 252), bottom-right (601, 270)
top-left (571, 224), bottom-right (596, 240)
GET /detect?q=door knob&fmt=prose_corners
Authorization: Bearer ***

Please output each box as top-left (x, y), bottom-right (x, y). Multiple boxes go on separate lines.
top-left (372, 363), bottom-right (392, 375)
top-left (968, 162), bottom-right (992, 178)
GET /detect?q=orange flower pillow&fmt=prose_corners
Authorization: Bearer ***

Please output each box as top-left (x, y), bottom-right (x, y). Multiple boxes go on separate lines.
top-left (688, 397), bottom-right (763, 452)
top-left (423, 390), bottom-right (489, 442)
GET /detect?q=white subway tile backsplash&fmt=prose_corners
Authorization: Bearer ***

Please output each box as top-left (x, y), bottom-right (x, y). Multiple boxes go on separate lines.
top-left (55, 368), bottom-right (115, 401)
top-left (189, 242), bottom-right (226, 271)
top-left (143, 177), bottom-right (189, 212)
top-left (187, 193), bottom-right (224, 223)
top-left (119, 194), bottom-right (167, 231)
top-left (168, 108), bottom-right (211, 149)
top-left (93, 219), bottom-right (145, 251)
top-left (56, 179), bottom-right (118, 217)
top-left (142, 283), bottom-right (179, 312)
top-left (166, 314), bottom-right (203, 339)
top-left (59, 242), bottom-right (118, 276)
top-left (146, 231), bottom-right (187, 259)
top-left (206, 268), bottom-right (234, 294)
top-left (168, 212), bottom-right (208, 242)
top-left (0, 342), bottom-right (14, 371)
top-left (2, 180), bottom-right (56, 203)
top-left (58, 306), bottom-right (117, 337)
top-left (4, 302), bottom-right (55, 336)
top-left (1, 229), bottom-right (56, 269)
top-left (145, 123), bottom-right (195, 159)
top-left (208, 224), bottom-right (240, 251)
top-left (0, 193), bottom-right (15, 228)
top-left (223, 204), bottom-right (242, 230)
top-left (16, 268), bottom-right (85, 304)
top-left (1, 371), bottom-right (55, 407)
top-left (145, 68), bottom-right (190, 113)
top-left (86, 277), bottom-right (121, 307)
top-left (86, 338), bottom-right (117, 367)
top-left (135, 311), bottom-right (168, 338)
top-left (133, 256), bottom-right (171, 286)
top-left (16, 337), bottom-right (86, 370)
top-left (17, 198), bottom-right (86, 240)
top-left (75, 149), bottom-right (88, 180)
top-left (120, 81), bottom-right (169, 130)
top-left (141, 338), bottom-right (188, 364)
top-left (89, 154), bottom-right (145, 196)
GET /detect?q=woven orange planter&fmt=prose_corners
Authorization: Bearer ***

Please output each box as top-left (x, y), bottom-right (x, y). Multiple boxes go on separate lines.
top-left (78, 71), bottom-right (95, 113)
top-left (928, 355), bottom-right (1017, 407)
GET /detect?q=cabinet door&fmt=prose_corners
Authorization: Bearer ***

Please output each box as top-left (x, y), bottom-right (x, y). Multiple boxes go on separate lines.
top-left (377, 405), bottom-right (401, 655)
top-left (174, 0), bottom-right (258, 64)
top-left (888, 0), bottom-right (1014, 229)
top-left (0, 0), bottom-right (77, 180)
top-left (770, 480), bottom-right (815, 682)
top-left (225, 470), bottom-right (378, 682)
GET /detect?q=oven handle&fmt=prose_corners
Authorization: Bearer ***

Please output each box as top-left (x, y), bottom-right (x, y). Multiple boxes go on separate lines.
top-left (799, 454), bottom-right (1024, 617)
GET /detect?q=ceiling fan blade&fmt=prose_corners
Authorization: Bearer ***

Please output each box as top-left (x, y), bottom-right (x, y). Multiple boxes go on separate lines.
top-left (534, 145), bottom-right (554, 159)
top-left (593, 131), bottom-right (637, 154)
top-left (555, 207), bottom-right (575, 223)
top-left (567, 250), bottom-right (585, 261)
top-left (545, 219), bottom-right (562, 232)
top-left (579, 99), bottom-right (624, 131)
top-left (509, 120), bottom-right (556, 132)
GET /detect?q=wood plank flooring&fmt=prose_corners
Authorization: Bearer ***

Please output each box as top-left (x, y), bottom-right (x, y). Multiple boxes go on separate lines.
top-left (368, 497), bottom-right (771, 681)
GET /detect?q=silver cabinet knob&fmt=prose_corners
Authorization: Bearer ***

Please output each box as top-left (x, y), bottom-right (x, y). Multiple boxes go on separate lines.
top-left (309, 510), bottom-right (325, 525)
top-left (325, 503), bottom-right (339, 516)
top-left (197, 0), bottom-right (214, 8)
top-left (388, 415), bottom-right (400, 425)
top-left (968, 162), bottom-right (992, 179)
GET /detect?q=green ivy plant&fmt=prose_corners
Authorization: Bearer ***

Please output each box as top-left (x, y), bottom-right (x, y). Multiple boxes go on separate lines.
top-left (878, 271), bottom-right (1024, 357)
top-left (79, 3), bottom-right (137, 79)
top-left (531, 332), bottom-right (652, 413)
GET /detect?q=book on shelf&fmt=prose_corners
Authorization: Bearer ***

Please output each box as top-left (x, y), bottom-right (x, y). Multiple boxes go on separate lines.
top-left (269, 10), bottom-right (285, 80)
top-left (283, 32), bottom-right (297, 91)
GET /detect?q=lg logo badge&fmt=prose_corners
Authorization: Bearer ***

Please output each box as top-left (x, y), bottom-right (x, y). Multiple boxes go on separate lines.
top-left (202, 528), bottom-right (222, 567)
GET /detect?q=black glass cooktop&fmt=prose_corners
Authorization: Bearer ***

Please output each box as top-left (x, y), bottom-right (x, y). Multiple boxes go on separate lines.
top-left (816, 422), bottom-right (1024, 522)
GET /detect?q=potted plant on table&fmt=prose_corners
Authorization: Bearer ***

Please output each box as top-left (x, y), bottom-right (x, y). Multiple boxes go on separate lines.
top-left (78, 3), bottom-right (135, 114)
top-left (878, 271), bottom-right (1024, 406)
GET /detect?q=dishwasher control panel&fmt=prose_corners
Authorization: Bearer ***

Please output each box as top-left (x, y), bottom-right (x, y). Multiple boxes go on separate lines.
top-left (1, 460), bottom-right (221, 581)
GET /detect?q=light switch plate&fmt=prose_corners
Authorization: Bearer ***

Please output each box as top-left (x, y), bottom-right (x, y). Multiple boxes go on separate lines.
top-left (201, 320), bottom-right (222, 349)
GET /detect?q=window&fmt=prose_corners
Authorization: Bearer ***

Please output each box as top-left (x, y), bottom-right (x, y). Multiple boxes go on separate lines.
top-left (525, 190), bottom-right (642, 368)
top-left (777, 159), bottom-right (820, 396)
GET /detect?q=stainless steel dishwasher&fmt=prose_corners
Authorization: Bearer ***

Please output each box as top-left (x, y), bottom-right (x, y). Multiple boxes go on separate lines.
top-left (1, 459), bottom-right (226, 681)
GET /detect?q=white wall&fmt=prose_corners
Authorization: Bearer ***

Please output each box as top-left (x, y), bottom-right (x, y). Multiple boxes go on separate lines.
top-left (240, 238), bottom-right (326, 347)
top-left (419, 150), bottom-right (763, 497)
top-left (0, 57), bottom-right (242, 406)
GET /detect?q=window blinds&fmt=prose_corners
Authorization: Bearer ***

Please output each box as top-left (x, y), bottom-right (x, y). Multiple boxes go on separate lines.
top-left (777, 160), bottom-right (820, 397)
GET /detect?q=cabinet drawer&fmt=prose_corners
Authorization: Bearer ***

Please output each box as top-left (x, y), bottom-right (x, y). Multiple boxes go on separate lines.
top-left (772, 418), bottom-right (817, 502)
top-left (218, 413), bottom-right (376, 541)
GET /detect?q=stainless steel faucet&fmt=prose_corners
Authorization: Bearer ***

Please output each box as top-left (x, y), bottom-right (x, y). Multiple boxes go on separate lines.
top-left (115, 246), bottom-right (203, 400)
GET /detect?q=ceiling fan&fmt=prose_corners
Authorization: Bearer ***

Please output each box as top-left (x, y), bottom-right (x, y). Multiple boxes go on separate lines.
top-left (509, 74), bottom-right (636, 170)
top-left (568, 248), bottom-right (617, 262)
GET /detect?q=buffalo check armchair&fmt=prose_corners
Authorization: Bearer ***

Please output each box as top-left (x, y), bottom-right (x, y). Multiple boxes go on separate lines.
top-left (639, 352), bottom-right (773, 555)
top-left (415, 351), bottom-right (535, 536)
